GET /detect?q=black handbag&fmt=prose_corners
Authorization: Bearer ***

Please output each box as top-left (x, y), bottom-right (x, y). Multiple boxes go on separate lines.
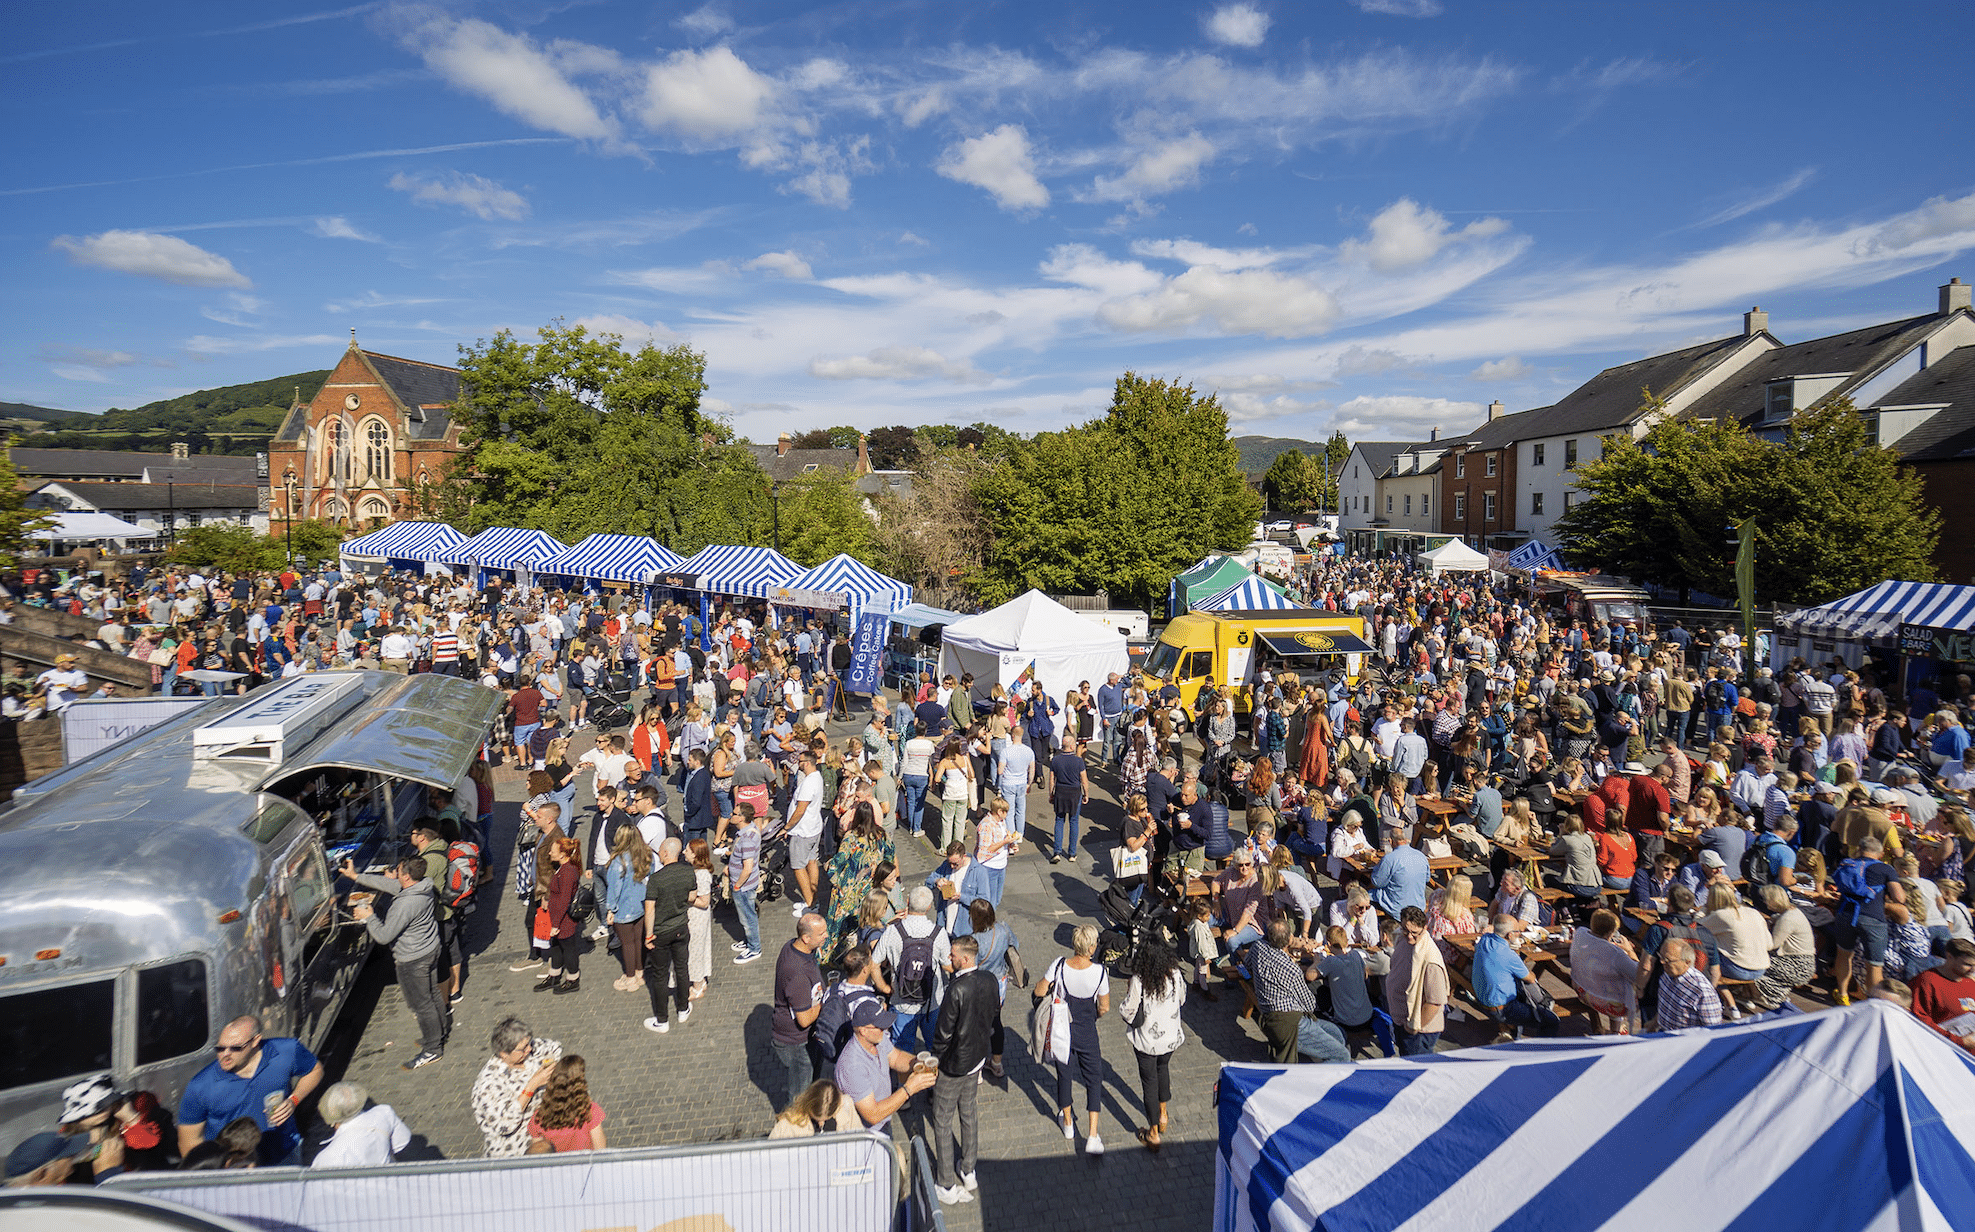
top-left (570, 878), bottom-right (598, 923)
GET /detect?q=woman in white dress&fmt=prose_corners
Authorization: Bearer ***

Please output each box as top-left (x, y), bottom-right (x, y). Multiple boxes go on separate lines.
top-left (687, 838), bottom-right (714, 1000)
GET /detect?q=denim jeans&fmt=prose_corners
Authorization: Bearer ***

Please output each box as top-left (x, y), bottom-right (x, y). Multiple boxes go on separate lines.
top-left (1395, 1028), bottom-right (1441, 1056)
top-left (772, 1036), bottom-right (819, 1106)
top-left (733, 887), bottom-right (759, 953)
top-left (1297, 1015), bottom-right (1352, 1063)
top-left (999, 781), bottom-right (1028, 842)
top-left (1488, 996), bottom-right (1561, 1038)
top-left (901, 775), bottom-right (930, 834)
top-left (890, 1005), bottom-right (937, 1053)
top-left (1099, 715), bottom-right (1122, 763)
top-left (977, 865), bottom-right (1006, 907)
top-left (1053, 798), bottom-right (1082, 857)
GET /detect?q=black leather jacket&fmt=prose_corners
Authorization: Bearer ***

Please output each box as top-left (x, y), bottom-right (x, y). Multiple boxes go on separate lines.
top-left (932, 968), bottom-right (1000, 1077)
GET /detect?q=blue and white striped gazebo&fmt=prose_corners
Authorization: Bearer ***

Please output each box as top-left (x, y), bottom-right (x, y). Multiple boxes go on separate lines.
top-left (339, 520), bottom-right (469, 565)
top-left (787, 553), bottom-right (913, 613)
top-left (678, 544), bottom-right (805, 599)
top-left (537, 534), bottom-right (684, 586)
top-left (1216, 1000), bottom-right (1975, 1232)
top-left (1195, 575), bottom-right (1297, 612)
top-left (450, 526), bottom-right (567, 573)
top-left (1783, 579), bottom-right (1975, 642)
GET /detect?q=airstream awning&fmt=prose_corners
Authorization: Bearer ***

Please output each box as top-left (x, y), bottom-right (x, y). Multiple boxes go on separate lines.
top-left (255, 672), bottom-right (505, 792)
top-left (1257, 631), bottom-right (1376, 657)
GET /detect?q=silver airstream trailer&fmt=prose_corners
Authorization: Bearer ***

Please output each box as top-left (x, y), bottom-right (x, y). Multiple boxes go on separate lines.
top-left (0, 670), bottom-right (503, 1151)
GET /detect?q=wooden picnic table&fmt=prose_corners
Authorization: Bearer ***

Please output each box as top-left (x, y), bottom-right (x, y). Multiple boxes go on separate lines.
top-left (1442, 930), bottom-right (1570, 970)
top-left (1490, 837), bottom-right (1547, 863)
top-left (1417, 797), bottom-right (1464, 819)
top-left (1552, 788), bottom-right (1587, 808)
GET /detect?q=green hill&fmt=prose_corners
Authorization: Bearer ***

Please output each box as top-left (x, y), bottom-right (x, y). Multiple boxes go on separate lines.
top-left (14, 370), bottom-right (328, 456)
top-left (1234, 433), bottom-right (1323, 474)
top-left (0, 400), bottom-right (86, 425)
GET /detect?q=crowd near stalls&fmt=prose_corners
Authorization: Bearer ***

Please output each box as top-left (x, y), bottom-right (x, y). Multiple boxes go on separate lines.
top-left (5, 532), bottom-right (1975, 1217)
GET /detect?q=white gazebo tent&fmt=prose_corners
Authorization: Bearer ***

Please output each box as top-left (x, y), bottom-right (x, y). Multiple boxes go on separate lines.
top-left (937, 589), bottom-right (1129, 714)
top-left (1417, 539), bottom-right (1491, 576)
top-left (34, 512), bottom-right (154, 543)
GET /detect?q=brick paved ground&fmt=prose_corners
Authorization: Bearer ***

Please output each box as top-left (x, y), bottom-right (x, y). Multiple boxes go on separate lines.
top-left (322, 702), bottom-right (1701, 1229)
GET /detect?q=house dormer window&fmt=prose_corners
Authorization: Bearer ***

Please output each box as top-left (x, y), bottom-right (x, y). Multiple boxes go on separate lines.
top-left (802, 464), bottom-right (819, 473)
top-left (1765, 381), bottom-right (1793, 422)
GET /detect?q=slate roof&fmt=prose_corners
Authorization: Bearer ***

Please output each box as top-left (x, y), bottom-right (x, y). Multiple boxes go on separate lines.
top-left (1349, 441), bottom-right (1420, 478)
top-left (1686, 315), bottom-right (1943, 426)
top-left (1880, 345), bottom-right (1975, 462)
top-left (10, 447), bottom-right (194, 480)
top-left (37, 481), bottom-right (262, 511)
top-left (1523, 333), bottom-right (1755, 437)
top-left (364, 351), bottom-right (459, 441)
top-left (1452, 405), bottom-right (1553, 450)
top-left (745, 443), bottom-right (861, 482)
top-left (141, 459), bottom-right (260, 485)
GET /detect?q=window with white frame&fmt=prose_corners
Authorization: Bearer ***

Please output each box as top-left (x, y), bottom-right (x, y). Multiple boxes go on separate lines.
top-left (1456, 455), bottom-right (1466, 478)
top-left (1531, 491), bottom-right (1544, 515)
top-left (1485, 454), bottom-right (1497, 477)
top-left (1484, 493), bottom-right (1497, 521)
top-left (1533, 442), bottom-right (1545, 466)
top-left (1404, 495), bottom-right (1412, 515)
top-left (1454, 494), bottom-right (1466, 520)
top-left (1564, 438), bottom-right (1578, 467)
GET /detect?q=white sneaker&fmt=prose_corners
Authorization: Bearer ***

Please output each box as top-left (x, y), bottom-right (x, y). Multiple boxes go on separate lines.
top-left (676, 1008), bottom-right (690, 1025)
top-left (590, 925), bottom-right (609, 941)
top-left (1061, 1117), bottom-right (1075, 1140)
top-left (961, 1171), bottom-right (978, 1192)
top-left (935, 1184), bottom-right (973, 1206)
top-left (731, 940), bottom-right (750, 952)
top-left (1085, 1133), bottom-right (1104, 1156)
top-left (643, 1017), bottom-right (669, 1034)
top-left (791, 901), bottom-right (807, 917)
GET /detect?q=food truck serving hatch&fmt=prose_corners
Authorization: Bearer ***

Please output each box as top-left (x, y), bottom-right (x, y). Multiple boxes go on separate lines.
top-left (1258, 630), bottom-right (1375, 657)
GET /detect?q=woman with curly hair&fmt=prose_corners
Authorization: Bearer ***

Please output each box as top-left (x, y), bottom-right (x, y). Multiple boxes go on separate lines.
top-left (526, 1056), bottom-right (605, 1152)
top-left (1118, 939), bottom-right (1186, 1153)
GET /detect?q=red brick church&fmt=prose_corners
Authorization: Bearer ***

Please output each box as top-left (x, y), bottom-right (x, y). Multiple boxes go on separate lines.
top-left (269, 334), bottom-right (465, 529)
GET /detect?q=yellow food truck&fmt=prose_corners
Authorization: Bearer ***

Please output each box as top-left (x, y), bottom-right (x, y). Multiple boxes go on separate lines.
top-left (1141, 609), bottom-right (1372, 717)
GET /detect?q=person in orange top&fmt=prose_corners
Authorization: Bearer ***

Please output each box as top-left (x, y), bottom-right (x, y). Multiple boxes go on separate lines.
top-left (651, 652), bottom-right (679, 717)
top-left (1594, 813), bottom-right (1638, 891)
top-left (631, 704), bottom-right (670, 782)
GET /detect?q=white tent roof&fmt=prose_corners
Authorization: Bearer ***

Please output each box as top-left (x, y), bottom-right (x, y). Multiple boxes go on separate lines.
top-left (1418, 539), bottom-right (1491, 572)
top-left (939, 589), bottom-right (1127, 656)
top-left (35, 512), bottom-right (154, 540)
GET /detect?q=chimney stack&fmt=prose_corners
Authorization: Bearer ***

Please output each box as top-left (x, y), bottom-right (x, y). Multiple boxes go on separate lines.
top-left (1942, 278), bottom-right (1972, 315)
top-left (856, 434), bottom-right (871, 474)
top-left (170, 441), bottom-right (189, 460)
top-left (1430, 426), bottom-right (1439, 442)
top-left (776, 431), bottom-right (792, 458)
top-left (1487, 400), bottom-right (1504, 422)
top-left (1744, 306), bottom-right (1768, 337)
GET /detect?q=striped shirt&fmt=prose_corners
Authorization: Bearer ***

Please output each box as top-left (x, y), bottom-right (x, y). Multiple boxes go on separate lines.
top-left (431, 631), bottom-right (459, 664)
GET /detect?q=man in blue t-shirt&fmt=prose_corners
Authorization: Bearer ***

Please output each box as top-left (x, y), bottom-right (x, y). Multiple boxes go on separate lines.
top-left (176, 1016), bottom-right (324, 1165)
top-left (1472, 917), bottom-right (1560, 1038)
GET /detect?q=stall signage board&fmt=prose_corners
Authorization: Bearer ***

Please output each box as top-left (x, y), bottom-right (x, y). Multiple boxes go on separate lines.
top-left (656, 572), bottom-right (699, 590)
top-left (770, 586), bottom-right (846, 610)
top-left (191, 674), bottom-right (367, 763)
top-left (1903, 622), bottom-right (1975, 663)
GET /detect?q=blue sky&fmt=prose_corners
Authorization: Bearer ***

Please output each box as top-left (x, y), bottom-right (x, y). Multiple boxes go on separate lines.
top-left (5, 1), bottom-right (1973, 445)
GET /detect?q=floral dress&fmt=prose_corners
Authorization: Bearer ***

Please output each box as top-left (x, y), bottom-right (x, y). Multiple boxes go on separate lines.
top-left (823, 828), bottom-right (895, 953)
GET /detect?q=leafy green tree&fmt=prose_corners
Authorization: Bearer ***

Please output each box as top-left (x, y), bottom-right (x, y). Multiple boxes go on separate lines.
top-left (285, 519), bottom-right (346, 566)
top-left (975, 372), bottom-right (1261, 609)
top-left (777, 467), bottom-right (877, 567)
top-left (1555, 395), bottom-right (1937, 604)
top-left (1322, 430), bottom-right (1350, 510)
top-left (866, 425), bottom-right (919, 471)
top-left (446, 321), bottom-right (760, 549)
top-left (171, 524), bottom-right (281, 574)
top-left (1262, 449), bottom-right (1323, 510)
top-left (0, 445), bottom-right (57, 563)
top-left (871, 447), bottom-right (990, 607)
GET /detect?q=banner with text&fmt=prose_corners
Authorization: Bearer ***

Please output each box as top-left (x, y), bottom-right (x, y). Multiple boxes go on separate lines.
top-left (845, 611), bottom-right (888, 695)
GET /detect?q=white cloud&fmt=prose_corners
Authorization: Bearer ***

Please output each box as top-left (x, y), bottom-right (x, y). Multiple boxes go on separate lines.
top-left (897, 86), bottom-right (945, 128)
top-left (674, 4), bottom-right (734, 39)
top-left (1237, 222), bottom-right (1258, 236)
top-left (1331, 395), bottom-right (1479, 438)
top-left (1334, 345), bottom-right (1411, 377)
top-left (1690, 167), bottom-right (1819, 230)
top-left (1098, 265), bottom-right (1341, 337)
top-left (568, 314), bottom-right (679, 346)
top-left (744, 251), bottom-right (814, 280)
top-left (1131, 236), bottom-right (1288, 271)
top-left (388, 171), bottom-right (530, 221)
top-left (809, 346), bottom-right (988, 384)
top-left (200, 291), bottom-right (268, 327)
top-left (1866, 191), bottom-right (1975, 254)
top-left (1203, 4), bottom-right (1271, 48)
top-left (1089, 134), bottom-right (1216, 202)
top-left (937, 125), bottom-right (1049, 211)
top-left (50, 229), bottom-right (250, 287)
top-left (899, 231), bottom-right (930, 247)
top-left (37, 343), bottom-right (142, 369)
top-left (1350, 0), bottom-right (1444, 15)
top-left (51, 365), bottom-right (116, 383)
top-left (183, 333), bottom-right (342, 356)
top-left (1340, 199), bottom-right (1511, 272)
top-left (310, 215), bottom-right (380, 241)
top-left (639, 46), bottom-right (775, 142)
top-left (1468, 355), bottom-right (1532, 381)
top-left (411, 17), bottom-right (616, 141)
top-left (607, 261), bottom-right (736, 293)
top-left (324, 290), bottom-right (448, 314)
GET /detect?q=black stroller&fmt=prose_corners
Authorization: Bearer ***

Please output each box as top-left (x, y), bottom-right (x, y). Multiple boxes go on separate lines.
top-left (1096, 882), bottom-right (1180, 972)
top-left (586, 669), bottom-right (637, 732)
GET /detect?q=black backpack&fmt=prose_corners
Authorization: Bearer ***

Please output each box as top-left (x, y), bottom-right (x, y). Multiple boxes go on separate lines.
top-left (812, 981), bottom-right (874, 1062)
top-left (1743, 833), bottom-right (1785, 889)
top-left (1703, 680), bottom-right (1728, 711)
top-left (888, 921), bottom-right (939, 1005)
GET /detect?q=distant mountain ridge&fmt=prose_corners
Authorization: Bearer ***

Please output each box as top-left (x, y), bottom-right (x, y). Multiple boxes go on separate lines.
top-left (11, 370), bottom-right (328, 456)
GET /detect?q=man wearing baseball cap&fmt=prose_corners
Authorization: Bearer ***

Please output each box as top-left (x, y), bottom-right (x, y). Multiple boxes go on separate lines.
top-left (38, 653), bottom-right (88, 713)
top-left (834, 998), bottom-right (935, 1131)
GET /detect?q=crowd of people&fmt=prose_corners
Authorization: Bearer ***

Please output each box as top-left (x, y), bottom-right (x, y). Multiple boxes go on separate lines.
top-left (9, 548), bottom-right (1975, 1197)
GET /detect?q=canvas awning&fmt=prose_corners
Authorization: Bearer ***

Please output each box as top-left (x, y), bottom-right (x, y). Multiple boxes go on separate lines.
top-left (536, 534), bottom-right (684, 585)
top-left (447, 526), bottom-right (567, 571)
top-left (1198, 577), bottom-right (1303, 611)
top-left (339, 520), bottom-right (469, 563)
top-left (677, 544), bottom-right (805, 598)
top-left (784, 553), bottom-right (913, 612)
top-left (1257, 630), bottom-right (1375, 657)
top-left (1778, 580), bottom-right (1975, 643)
top-left (33, 512), bottom-right (154, 540)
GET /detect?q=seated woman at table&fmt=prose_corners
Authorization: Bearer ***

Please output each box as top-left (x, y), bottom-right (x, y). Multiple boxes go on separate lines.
top-left (1427, 873), bottom-right (1479, 940)
top-left (1328, 883), bottom-right (1381, 949)
top-left (1552, 756), bottom-right (1592, 795)
top-left (1685, 783), bottom-right (1725, 833)
top-left (1487, 800), bottom-right (1539, 890)
top-left (1701, 883), bottom-right (1773, 1015)
top-left (1327, 811), bottom-right (1374, 884)
top-left (1416, 761), bottom-right (1442, 801)
top-left (1242, 811), bottom-right (1279, 865)
top-left (1373, 772), bottom-right (1419, 852)
top-left (1490, 867), bottom-right (1541, 935)
top-left (1701, 741), bottom-right (1732, 790)
top-left (1595, 811), bottom-right (1638, 892)
top-left (1547, 814), bottom-right (1603, 913)
top-left (1568, 908), bottom-right (1640, 1034)
top-left (1751, 884), bottom-right (1814, 1011)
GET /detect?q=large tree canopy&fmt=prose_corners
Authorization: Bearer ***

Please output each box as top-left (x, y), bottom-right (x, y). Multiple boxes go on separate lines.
top-left (445, 322), bottom-right (767, 553)
top-left (974, 373), bottom-right (1261, 609)
top-left (1554, 396), bottom-right (1938, 605)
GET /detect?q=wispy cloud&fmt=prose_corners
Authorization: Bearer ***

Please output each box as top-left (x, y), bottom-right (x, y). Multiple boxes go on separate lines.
top-left (51, 230), bottom-right (251, 288)
top-left (324, 291), bottom-right (450, 314)
top-left (1350, 0), bottom-right (1444, 16)
top-left (1685, 167), bottom-right (1821, 230)
top-left (1203, 5), bottom-right (1271, 48)
top-left (183, 333), bottom-right (343, 357)
top-left (387, 171), bottom-right (530, 221)
top-left (1468, 355), bottom-right (1532, 381)
top-left (2, 3), bottom-right (377, 64)
top-left (0, 137), bottom-right (567, 197)
top-left (311, 216), bottom-right (381, 242)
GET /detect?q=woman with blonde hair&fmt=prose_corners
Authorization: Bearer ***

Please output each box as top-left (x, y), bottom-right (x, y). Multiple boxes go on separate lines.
top-left (687, 837), bottom-right (716, 1001)
top-left (768, 1078), bottom-right (856, 1138)
top-left (1034, 923), bottom-right (1112, 1155)
top-left (1428, 873), bottom-right (1478, 939)
top-left (1701, 881), bottom-right (1772, 1008)
top-left (527, 1056), bottom-right (605, 1152)
top-left (603, 825), bottom-right (653, 990)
